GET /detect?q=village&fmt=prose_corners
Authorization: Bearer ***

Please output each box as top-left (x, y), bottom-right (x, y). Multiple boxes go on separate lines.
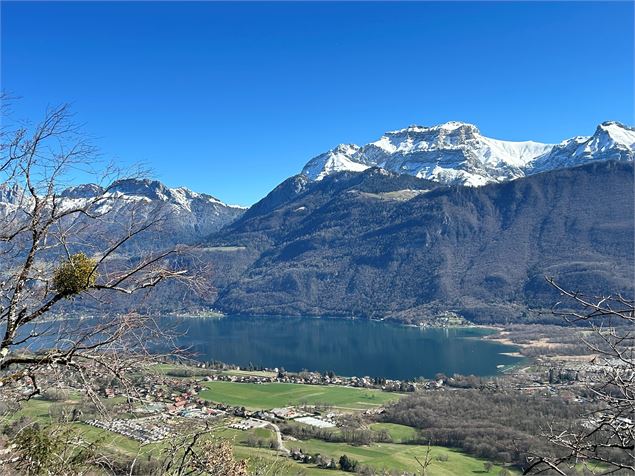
top-left (1, 351), bottom-right (608, 451)
top-left (0, 341), bottom-right (624, 476)
top-left (79, 366), bottom-right (416, 445)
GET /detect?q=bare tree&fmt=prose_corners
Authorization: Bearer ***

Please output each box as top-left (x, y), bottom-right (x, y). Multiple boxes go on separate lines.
top-left (0, 101), bottom-right (195, 402)
top-left (525, 278), bottom-right (634, 475)
top-left (415, 441), bottom-right (434, 476)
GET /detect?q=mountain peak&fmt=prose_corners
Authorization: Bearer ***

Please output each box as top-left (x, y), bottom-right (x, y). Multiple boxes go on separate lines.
top-left (599, 120), bottom-right (631, 129)
top-left (110, 178), bottom-right (170, 200)
top-left (332, 143), bottom-right (361, 154)
top-left (61, 183), bottom-right (105, 199)
top-left (58, 178), bottom-right (245, 211)
top-left (436, 120), bottom-right (479, 132)
top-left (302, 120), bottom-right (549, 185)
top-left (302, 144), bottom-right (368, 181)
top-left (387, 121), bottom-right (480, 136)
top-left (594, 121), bottom-right (635, 148)
top-left (300, 120), bottom-right (634, 187)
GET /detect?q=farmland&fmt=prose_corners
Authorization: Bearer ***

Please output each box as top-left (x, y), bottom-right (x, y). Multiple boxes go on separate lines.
top-left (3, 390), bottom-right (518, 475)
top-left (199, 381), bottom-right (402, 410)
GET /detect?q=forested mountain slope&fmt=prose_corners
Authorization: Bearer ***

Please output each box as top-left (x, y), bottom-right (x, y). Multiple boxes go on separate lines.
top-left (210, 161), bottom-right (634, 323)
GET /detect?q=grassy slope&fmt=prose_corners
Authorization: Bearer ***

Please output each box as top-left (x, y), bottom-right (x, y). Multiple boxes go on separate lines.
top-left (288, 439), bottom-right (516, 475)
top-left (369, 422), bottom-right (417, 443)
top-left (76, 424), bottom-right (517, 476)
top-left (199, 381), bottom-right (402, 410)
top-left (232, 446), bottom-right (348, 475)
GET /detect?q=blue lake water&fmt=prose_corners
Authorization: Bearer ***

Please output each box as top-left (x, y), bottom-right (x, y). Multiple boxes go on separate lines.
top-left (163, 315), bottom-right (521, 380)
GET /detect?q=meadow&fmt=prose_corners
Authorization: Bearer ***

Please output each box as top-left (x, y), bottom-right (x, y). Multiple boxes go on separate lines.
top-left (369, 422), bottom-right (418, 443)
top-left (284, 438), bottom-right (515, 475)
top-left (199, 381), bottom-right (403, 410)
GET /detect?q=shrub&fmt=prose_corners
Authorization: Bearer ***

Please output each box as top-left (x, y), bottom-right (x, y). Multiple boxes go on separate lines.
top-left (40, 388), bottom-right (70, 402)
top-left (339, 454), bottom-right (358, 472)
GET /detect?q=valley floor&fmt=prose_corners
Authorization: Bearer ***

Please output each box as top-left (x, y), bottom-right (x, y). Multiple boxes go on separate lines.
top-left (2, 383), bottom-right (516, 475)
top-left (0, 323), bottom-right (618, 475)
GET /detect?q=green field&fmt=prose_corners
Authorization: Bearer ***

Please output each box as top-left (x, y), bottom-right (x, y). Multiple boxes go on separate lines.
top-left (285, 439), bottom-right (517, 475)
top-left (2, 392), bottom-right (125, 423)
top-left (73, 420), bottom-right (518, 476)
top-left (76, 422), bottom-right (147, 456)
top-left (6, 398), bottom-right (53, 421)
top-left (369, 422), bottom-right (418, 443)
top-left (148, 363), bottom-right (215, 377)
top-left (199, 381), bottom-right (403, 410)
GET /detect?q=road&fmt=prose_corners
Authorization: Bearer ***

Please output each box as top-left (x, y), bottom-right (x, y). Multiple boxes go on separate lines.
top-left (265, 422), bottom-right (289, 455)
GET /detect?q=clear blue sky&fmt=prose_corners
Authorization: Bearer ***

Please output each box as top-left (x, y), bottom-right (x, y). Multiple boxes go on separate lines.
top-left (2, 1), bottom-right (633, 206)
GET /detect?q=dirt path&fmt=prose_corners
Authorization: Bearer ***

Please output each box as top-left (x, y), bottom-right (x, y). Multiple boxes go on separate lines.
top-left (265, 422), bottom-right (289, 455)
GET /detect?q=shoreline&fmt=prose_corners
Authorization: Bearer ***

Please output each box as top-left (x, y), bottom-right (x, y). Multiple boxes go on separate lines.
top-left (41, 311), bottom-right (512, 333)
top-left (171, 312), bottom-right (483, 331)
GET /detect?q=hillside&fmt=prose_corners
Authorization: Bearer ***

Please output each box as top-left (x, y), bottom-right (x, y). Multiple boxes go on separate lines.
top-left (210, 161), bottom-right (634, 323)
top-left (2, 160), bottom-right (631, 323)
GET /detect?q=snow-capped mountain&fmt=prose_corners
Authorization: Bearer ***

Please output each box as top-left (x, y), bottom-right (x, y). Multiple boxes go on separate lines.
top-left (528, 122), bottom-right (635, 174)
top-left (0, 178), bottom-right (246, 315)
top-left (62, 178), bottom-right (244, 216)
top-left (301, 121), bottom-right (635, 186)
top-left (0, 179), bottom-right (245, 246)
top-left (302, 144), bottom-right (368, 181)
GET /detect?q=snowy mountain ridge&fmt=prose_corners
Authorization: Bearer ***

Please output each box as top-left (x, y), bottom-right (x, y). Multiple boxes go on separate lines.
top-left (0, 178), bottom-right (246, 246)
top-left (301, 121), bottom-right (635, 186)
top-left (61, 179), bottom-right (246, 212)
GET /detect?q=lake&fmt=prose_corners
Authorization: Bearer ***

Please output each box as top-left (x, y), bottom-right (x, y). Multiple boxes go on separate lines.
top-left (162, 315), bottom-right (521, 380)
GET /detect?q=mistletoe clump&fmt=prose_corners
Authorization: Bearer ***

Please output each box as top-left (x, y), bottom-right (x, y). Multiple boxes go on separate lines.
top-left (52, 253), bottom-right (97, 297)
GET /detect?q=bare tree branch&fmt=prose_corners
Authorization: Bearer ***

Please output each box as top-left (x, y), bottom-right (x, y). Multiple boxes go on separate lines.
top-left (525, 278), bottom-right (634, 475)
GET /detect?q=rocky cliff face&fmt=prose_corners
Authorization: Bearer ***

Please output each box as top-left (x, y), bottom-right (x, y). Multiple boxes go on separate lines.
top-left (301, 121), bottom-right (635, 188)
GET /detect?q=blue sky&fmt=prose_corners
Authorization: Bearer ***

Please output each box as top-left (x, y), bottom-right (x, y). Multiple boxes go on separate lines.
top-left (2, 1), bottom-right (633, 205)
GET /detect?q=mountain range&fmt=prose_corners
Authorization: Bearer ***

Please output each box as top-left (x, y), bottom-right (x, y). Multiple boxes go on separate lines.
top-left (210, 161), bottom-right (634, 323)
top-left (1, 121), bottom-right (633, 322)
top-left (0, 178), bottom-right (245, 248)
top-left (301, 121), bottom-right (635, 187)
